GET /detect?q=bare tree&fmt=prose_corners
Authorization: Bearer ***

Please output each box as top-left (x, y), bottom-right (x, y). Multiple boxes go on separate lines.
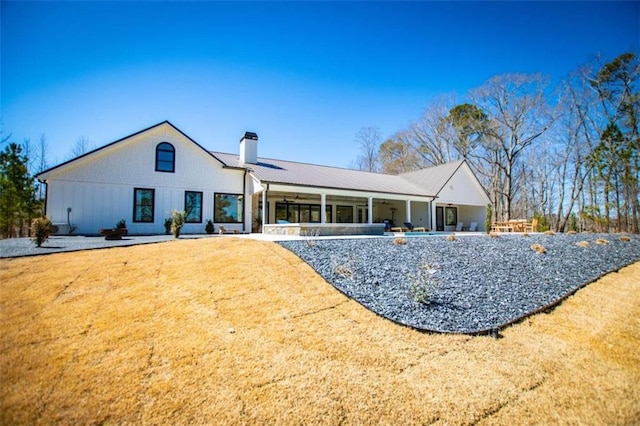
top-left (68, 136), bottom-right (93, 160)
top-left (354, 126), bottom-right (382, 172)
top-left (471, 73), bottom-right (556, 220)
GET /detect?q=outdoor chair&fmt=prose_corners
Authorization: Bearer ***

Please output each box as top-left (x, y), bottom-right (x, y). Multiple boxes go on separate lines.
top-left (455, 222), bottom-right (464, 232)
top-left (468, 222), bottom-right (478, 232)
top-left (404, 222), bottom-right (426, 232)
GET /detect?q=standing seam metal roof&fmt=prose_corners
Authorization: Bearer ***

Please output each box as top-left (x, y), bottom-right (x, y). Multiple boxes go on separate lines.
top-left (212, 152), bottom-right (435, 197)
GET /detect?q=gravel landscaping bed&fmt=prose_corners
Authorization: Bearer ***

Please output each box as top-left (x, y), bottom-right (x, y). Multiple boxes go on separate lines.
top-left (279, 233), bottom-right (640, 334)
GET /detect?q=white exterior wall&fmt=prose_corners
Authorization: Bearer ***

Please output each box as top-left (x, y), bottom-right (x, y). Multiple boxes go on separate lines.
top-left (41, 124), bottom-right (246, 235)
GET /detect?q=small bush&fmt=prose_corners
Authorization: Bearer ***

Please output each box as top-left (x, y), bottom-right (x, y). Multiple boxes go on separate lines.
top-left (333, 264), bottom-right (354, 281)
top-left (205, 219), bottom-right (214, 234)
top-left (530, 243), bottom-right (547, 254)
top-left (576, 241), bottom-right (590, 248)
top-left (116, 219), bottom-right (127, 229)
top-left (620, 235), bottom-right (631, 242)
top-left (595, 238), bottom-right (609, 245)
top-left (393, 237), bottom-right (407, 245)
top-left (567, 230), bottom-right (577, 235)
top-left (170, 210), bottom-right (187, 238)
top-left (488, 232), bottom-right (500, 239)
top-left (522, 232), bottom-right (530, 237)
top-left (301, 229), bottom-right (320, 248)
top-left (409, 265), bottom-right (440, 305)
top-left (544, 230), bottom-right (555, 236)
top-left (31, 217), bottom-right (52, 247)
top-left (446, 235), bottom-right (457, 241)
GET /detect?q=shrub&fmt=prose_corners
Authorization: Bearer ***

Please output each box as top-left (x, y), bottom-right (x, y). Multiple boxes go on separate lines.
top-left (393, 237), bottom-right (407, 245)
top-left (31, 217), bottom-right (52, 247)
top-left (170, 210), bottom-right (187, 238)
top-left (567, 230), bottom-right (577, 235)
top-left (522, 232), bottom-right (530, 237)
top-left (530, 243), bottom-right (547, 254)
top-left (488, 232), bottom-right (500, 239)
top-left (485, 203), bottom-right (492, 234)
top-left (164, 218), bottom-right (173, 235)
top-left (544, 230), bottom-right (555, 236)
top-left (576, 241), bottom-right (590, 248)
top-left (301, 228), bottom-right (320, 248)
top-left (446, 235), bottom-right (457, 241)
top-left (205, 219), bottom-right (214, 234)
top-left (409, 265), bottom-right (440, 305)
top-left (116, 219), bottom-right (127, 229)
top-left (595, 238), bottom-right (609, 245)
top-left (620, 235), bottom-right (631, 242)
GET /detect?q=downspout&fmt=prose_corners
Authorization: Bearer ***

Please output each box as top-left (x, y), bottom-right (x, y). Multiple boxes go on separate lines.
top-left (242, 169), bottom-right (247, 233)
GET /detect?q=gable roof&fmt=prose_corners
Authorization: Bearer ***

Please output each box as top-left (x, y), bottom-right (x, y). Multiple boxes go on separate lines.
top-left (398, 160), bottom-right (465, 196)
top-left (36, 121), bottom-right (234, 180)
top-left (212, 152), bottom-right (434, 197)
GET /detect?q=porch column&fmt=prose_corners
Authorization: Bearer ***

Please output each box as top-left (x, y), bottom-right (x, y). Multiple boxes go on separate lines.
top-left (321, 193), bottom-right (327, 223)
top-left (261, 189), bottom-right (267, 227)
top-left (406, 199), bottom-right (412, 223)
top-left (431, 201), bottom-right (437, 231)
top-left (368, 197), bottom-right (373, 224)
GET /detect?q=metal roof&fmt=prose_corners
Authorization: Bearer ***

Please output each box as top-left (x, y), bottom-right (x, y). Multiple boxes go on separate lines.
top-left (398, 160), bottom-right (465, 196)
top-left (212, 152), bottom-right (435, 197)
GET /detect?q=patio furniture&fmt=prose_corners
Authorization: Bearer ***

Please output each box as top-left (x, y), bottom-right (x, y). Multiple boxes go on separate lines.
top-left (455, 222), bottom-right (464, 232)
top-left (403, 222), bottom-right (427, 232)
top-left (468, 222), bottom-right (478, 232)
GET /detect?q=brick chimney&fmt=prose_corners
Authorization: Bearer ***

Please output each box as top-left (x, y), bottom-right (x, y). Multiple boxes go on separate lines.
top-left (239, 131), bottom-right (258, 164)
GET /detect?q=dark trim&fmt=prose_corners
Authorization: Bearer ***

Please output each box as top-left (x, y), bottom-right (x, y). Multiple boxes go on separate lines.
top-left (155, 142), bottom-right (175, 173)
top-left (214, 193), bottom-right (244, 224)
top-left (133, 188), bottom-right (155, 223)
top-left (184, 191), bottom-right (203, 223)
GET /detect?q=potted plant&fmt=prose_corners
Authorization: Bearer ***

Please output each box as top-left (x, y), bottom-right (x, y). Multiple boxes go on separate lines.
top-left (164, 218), bottom-right (173, 235)
top-left (205, 219), bottom-right (214, 234)
top-left (99, 219), bottom-right (128, 240)
top-left (170, 210), bottom-right (187, 238)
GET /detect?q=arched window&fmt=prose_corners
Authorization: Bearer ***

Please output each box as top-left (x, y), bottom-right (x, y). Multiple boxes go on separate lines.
top-left (155, 142), bottom-right (175, 172)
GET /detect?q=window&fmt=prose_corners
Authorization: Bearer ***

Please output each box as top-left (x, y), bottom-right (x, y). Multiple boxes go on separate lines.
top-left (156, 142), bottom-right (175, 172)
top-left (336, 205), bottom-right (353, 223)
top-left (133, 188), bottom-right (155, 223)
top-left (274, 203), bottom-right (332, 223)
top-left (214, 193), bottom-right (243, 223)
top-left (445, 206), bottom-right (458, 226)
top-left (185, 191), bottom-right (203, 223)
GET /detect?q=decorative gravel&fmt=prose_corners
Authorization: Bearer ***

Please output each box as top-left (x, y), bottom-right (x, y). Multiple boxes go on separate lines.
top-left (279, 234), bottom-right (640, 334)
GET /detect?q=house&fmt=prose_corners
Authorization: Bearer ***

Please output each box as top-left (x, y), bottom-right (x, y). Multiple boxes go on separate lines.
top-left (36, 121), bottom-right (490, 235)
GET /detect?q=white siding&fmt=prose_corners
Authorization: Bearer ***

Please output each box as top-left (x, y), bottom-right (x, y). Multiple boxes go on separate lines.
top-left (42, 123), bottom-right (246, 235)
top-left (435, 163), bottom-right (490, 206)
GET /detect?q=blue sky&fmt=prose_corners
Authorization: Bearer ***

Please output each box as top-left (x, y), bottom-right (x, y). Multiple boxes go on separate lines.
top-left (2, 1), bottom-right (638, 169)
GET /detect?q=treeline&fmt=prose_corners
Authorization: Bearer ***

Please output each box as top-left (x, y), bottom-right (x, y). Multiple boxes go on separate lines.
top-left (353, 52), bottom-right (639, 234)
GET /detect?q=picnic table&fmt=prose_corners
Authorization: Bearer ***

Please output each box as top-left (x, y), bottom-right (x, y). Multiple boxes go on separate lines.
top-left (491, 220), bottom-right (532, 233)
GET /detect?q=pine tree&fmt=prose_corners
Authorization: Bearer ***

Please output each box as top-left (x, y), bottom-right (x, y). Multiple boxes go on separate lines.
top-left (0, 143), bottom-right (40, 238)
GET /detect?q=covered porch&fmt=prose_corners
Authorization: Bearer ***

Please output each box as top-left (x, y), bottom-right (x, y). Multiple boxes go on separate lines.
top-left (250, 185), bottom-right (433, 236)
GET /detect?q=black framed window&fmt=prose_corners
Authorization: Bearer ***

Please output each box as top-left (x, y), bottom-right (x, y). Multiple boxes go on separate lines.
top-left (336, 205), bottom-right (353, 223)
top-left (156, 142), bottom-right (175, 172)
top-left (133, 188), bottom-right (155, 223)
top-left (275, 203), bottom-right (332, 223)
top-left (445, 206), bottom-right (458, 226)
top-left (214, 193), bottom-right (243, 223)
top-left (185, 191), bottom-right (203, 223)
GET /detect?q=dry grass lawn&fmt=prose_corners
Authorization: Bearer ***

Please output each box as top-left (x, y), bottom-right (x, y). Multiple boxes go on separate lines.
top-left (1, 237), bottom-right (639, 424)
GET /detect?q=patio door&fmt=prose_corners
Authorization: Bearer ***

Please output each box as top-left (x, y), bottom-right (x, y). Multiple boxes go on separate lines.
top-left (357, 206), bottom-right (368, 224)
top-left (436, 206), bottom-right (444, 231)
